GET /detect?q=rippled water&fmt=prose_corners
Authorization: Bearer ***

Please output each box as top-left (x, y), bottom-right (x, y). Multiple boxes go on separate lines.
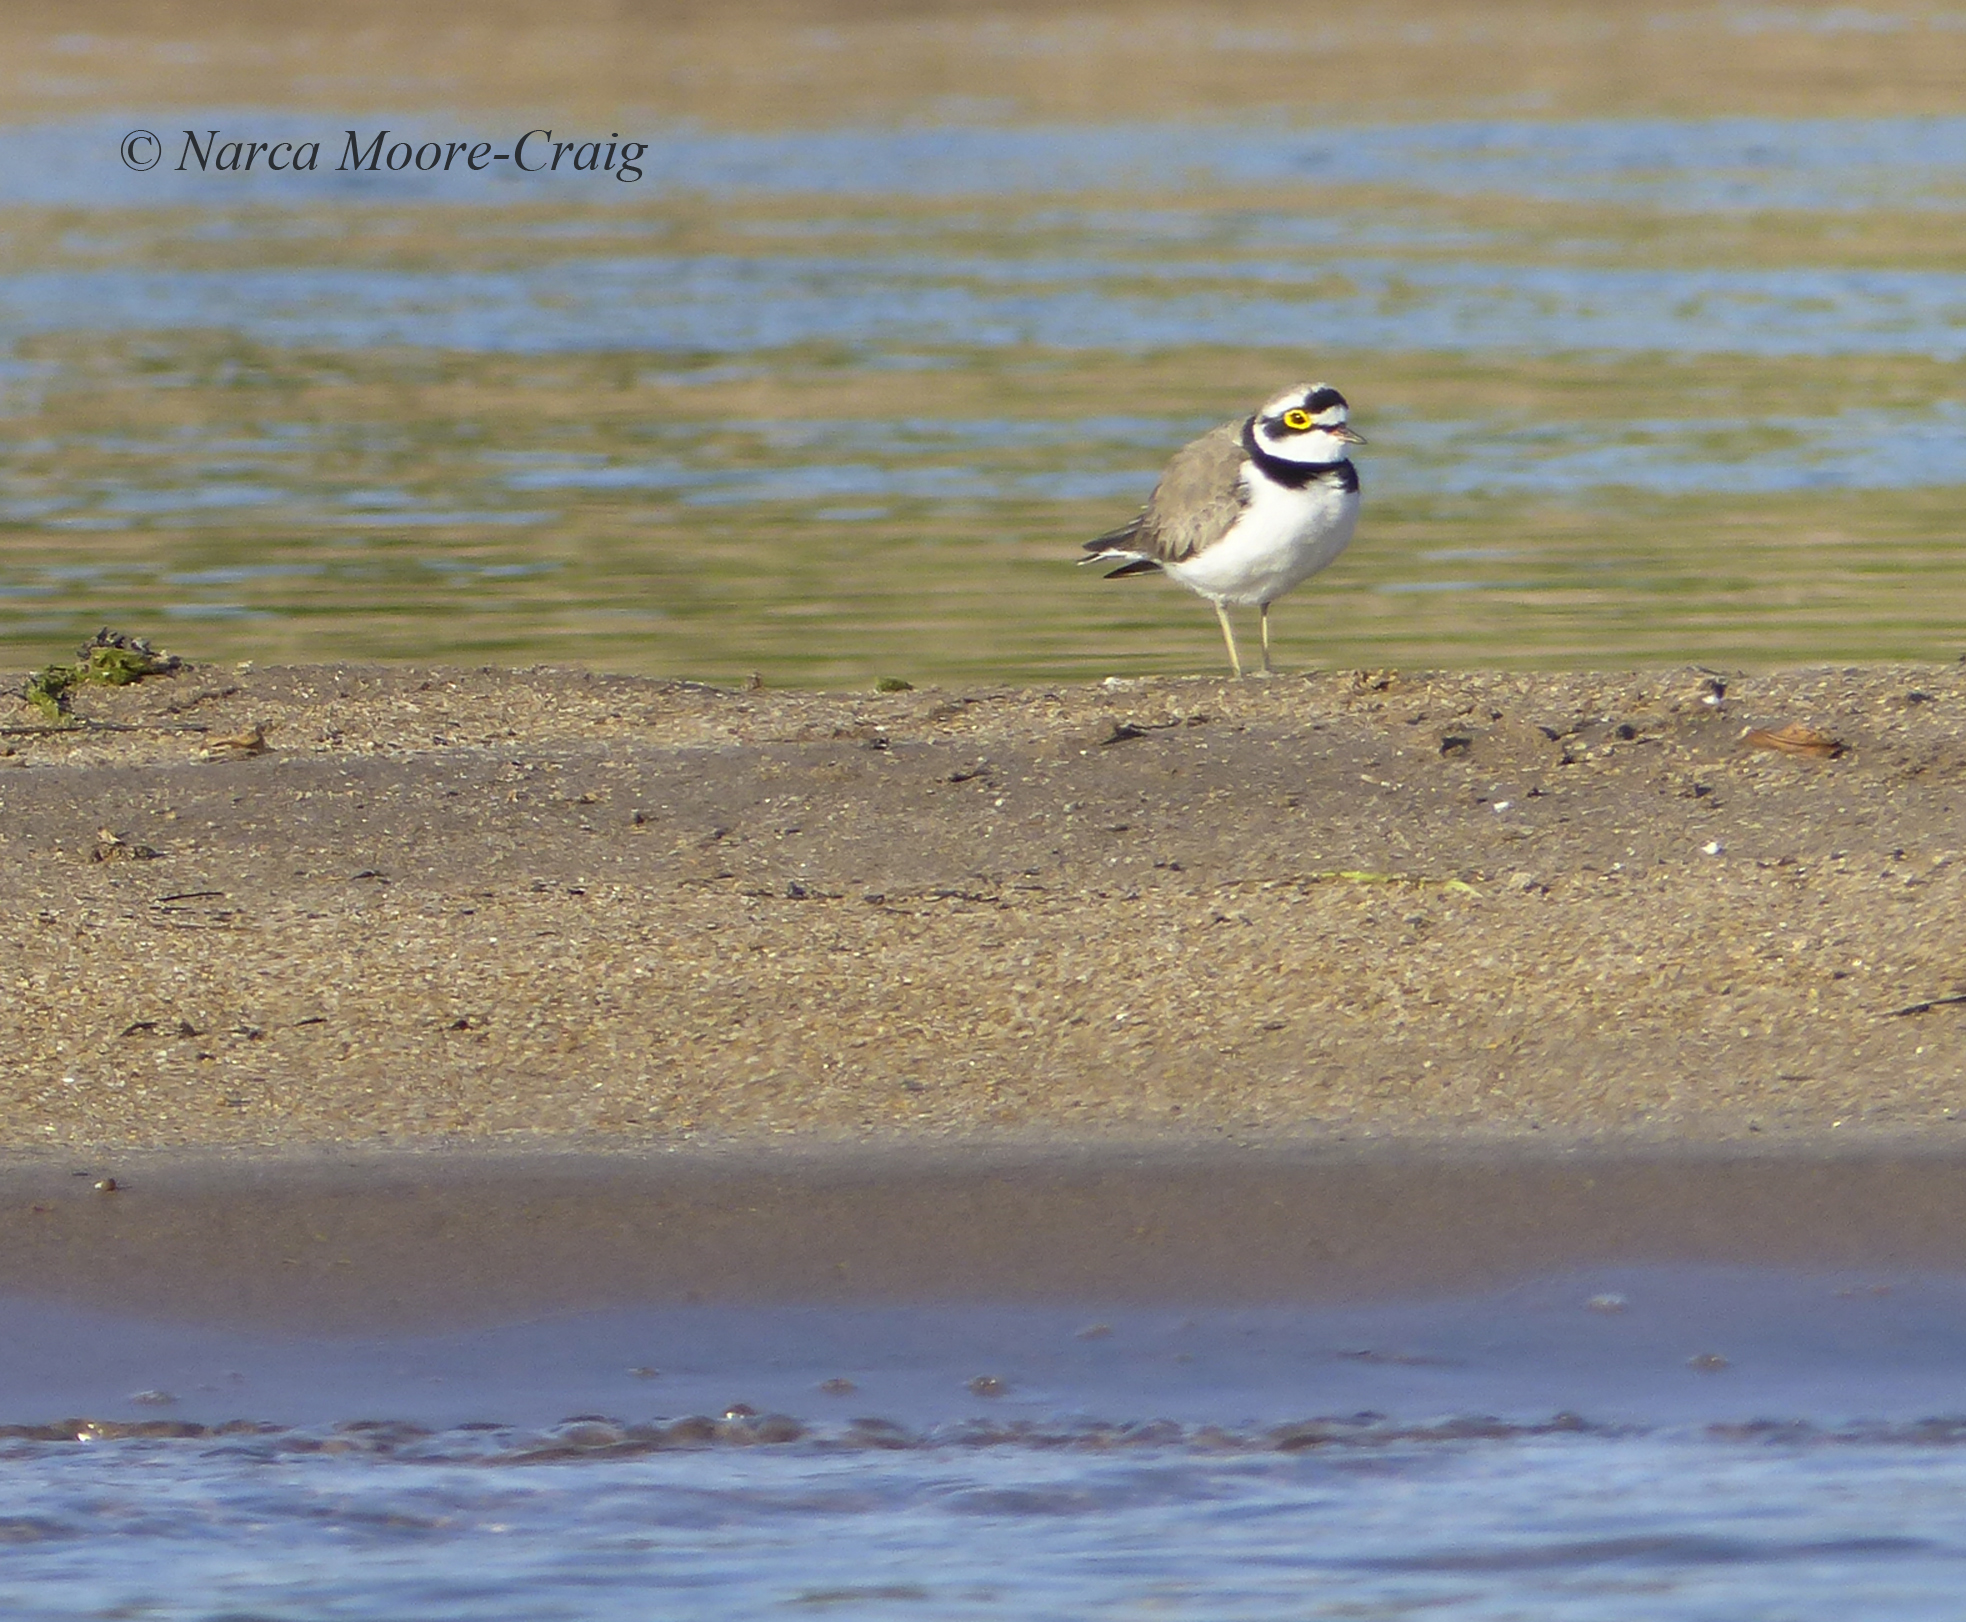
top-left (12, 115), bottom-right (1966, 211)
top-left (16, 1428), bottom-right (1966, 1621)
top-left (9, 1270), bottom-right (1966, 1620)
top-left (11, 255), bottom-right (1966, 358)
top-left (2, 108), bottom-right (1963, 680)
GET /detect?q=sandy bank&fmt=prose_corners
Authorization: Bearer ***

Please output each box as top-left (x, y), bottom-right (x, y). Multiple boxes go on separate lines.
top-left (2, 660), bottom-right (1964, 1153)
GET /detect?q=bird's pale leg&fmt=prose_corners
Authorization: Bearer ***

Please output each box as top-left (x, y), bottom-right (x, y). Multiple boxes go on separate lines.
top-left (1213, 601), bottom-right (1243, 678)
top-left (1259, 603), bottom-right (1275, 675)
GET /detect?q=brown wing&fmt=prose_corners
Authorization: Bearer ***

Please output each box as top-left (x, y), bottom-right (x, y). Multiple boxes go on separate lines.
top-left (1084, 421), bottom-right (1248, 565)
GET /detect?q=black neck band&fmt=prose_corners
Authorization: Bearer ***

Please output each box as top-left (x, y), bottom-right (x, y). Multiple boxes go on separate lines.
top-left (1240, 419), bottom-right (1354, 490)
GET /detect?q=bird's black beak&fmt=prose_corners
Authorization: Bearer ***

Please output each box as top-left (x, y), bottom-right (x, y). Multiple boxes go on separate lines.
top-left (1332, 425), bottom-right (1366, 445)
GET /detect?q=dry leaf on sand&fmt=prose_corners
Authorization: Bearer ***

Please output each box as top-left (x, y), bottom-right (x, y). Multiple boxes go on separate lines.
top-left (1743, 723), bottom-right (1843, 759)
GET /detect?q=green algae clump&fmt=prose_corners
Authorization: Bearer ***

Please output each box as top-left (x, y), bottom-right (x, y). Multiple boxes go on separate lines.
top-left (21, 629), bottom-right (183, 722)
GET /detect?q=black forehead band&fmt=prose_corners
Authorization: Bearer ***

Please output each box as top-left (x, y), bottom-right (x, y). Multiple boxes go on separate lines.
top-left (1302, 387), bottom-right (1347, 416)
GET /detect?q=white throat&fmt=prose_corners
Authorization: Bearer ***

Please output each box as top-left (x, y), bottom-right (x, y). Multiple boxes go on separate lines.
top-left (1250, 420), bottom-right (1353, 465)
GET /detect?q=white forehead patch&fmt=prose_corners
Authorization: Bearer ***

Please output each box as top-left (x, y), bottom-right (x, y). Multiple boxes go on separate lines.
top-left (1259, 382), bottom-right (1347, 421)
top-left (1259, 384), bottom-right (1318, 418)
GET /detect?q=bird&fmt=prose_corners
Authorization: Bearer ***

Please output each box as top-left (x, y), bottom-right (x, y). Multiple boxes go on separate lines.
top-left (1080, 382), bottom-right (1363, 677)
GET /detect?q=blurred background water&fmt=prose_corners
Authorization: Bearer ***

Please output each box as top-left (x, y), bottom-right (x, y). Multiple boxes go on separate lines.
top-left (1, 0), bottom-right (1963, 685)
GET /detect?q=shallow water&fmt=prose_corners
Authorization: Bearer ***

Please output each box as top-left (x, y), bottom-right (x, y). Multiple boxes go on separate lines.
top-left (3, 108), bottom-right (1964, 681)
top-left (8, 1269), bottom-right (1966, 1620)
top-left (13, 114), bottom-right (1966, 211)
top-left (16, 1430), bottom-right (1966, 1621)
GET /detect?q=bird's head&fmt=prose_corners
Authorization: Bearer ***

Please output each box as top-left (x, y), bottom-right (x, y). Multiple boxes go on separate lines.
top-left (1250, 383), bottom-right (1364, 463)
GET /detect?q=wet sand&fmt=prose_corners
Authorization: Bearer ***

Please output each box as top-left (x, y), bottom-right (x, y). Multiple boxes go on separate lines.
top-left (8, 1141), bottom-right (1966, 1334)
top-left (3, 660), bottom-right (1964, 1153)
top-left (7, 1141), bottom-right (1966, 1444)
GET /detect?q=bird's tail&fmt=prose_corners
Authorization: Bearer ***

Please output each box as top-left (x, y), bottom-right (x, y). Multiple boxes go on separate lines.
top-left (1081, 518), bottom-right (1160, 578)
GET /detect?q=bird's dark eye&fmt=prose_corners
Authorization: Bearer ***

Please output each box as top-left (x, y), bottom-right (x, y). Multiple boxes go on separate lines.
top-left (1282, 409), bottom-right (1313, 430)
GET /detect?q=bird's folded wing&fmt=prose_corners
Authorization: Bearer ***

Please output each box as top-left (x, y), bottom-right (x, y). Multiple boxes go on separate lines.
top-left (1086, 421), bottom-right (1247, 564)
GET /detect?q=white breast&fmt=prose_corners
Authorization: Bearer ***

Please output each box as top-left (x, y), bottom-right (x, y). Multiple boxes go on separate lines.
top-left (1164, 468), bottom-right (1358, 608)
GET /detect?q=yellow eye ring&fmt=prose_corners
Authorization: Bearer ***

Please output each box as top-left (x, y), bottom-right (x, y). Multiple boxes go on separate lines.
top-left (1282, 409), bottom-right (1313, 430)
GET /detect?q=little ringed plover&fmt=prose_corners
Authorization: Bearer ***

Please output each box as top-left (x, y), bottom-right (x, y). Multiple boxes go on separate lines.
top-left (1080, 383), bottom-right (1363, 676)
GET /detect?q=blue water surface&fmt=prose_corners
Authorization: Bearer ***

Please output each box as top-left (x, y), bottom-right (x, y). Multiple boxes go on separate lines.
top-left (9, 114), bottom-right (1966, 211)
top-left (7, 1271), bottom-right (1966, 1621)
